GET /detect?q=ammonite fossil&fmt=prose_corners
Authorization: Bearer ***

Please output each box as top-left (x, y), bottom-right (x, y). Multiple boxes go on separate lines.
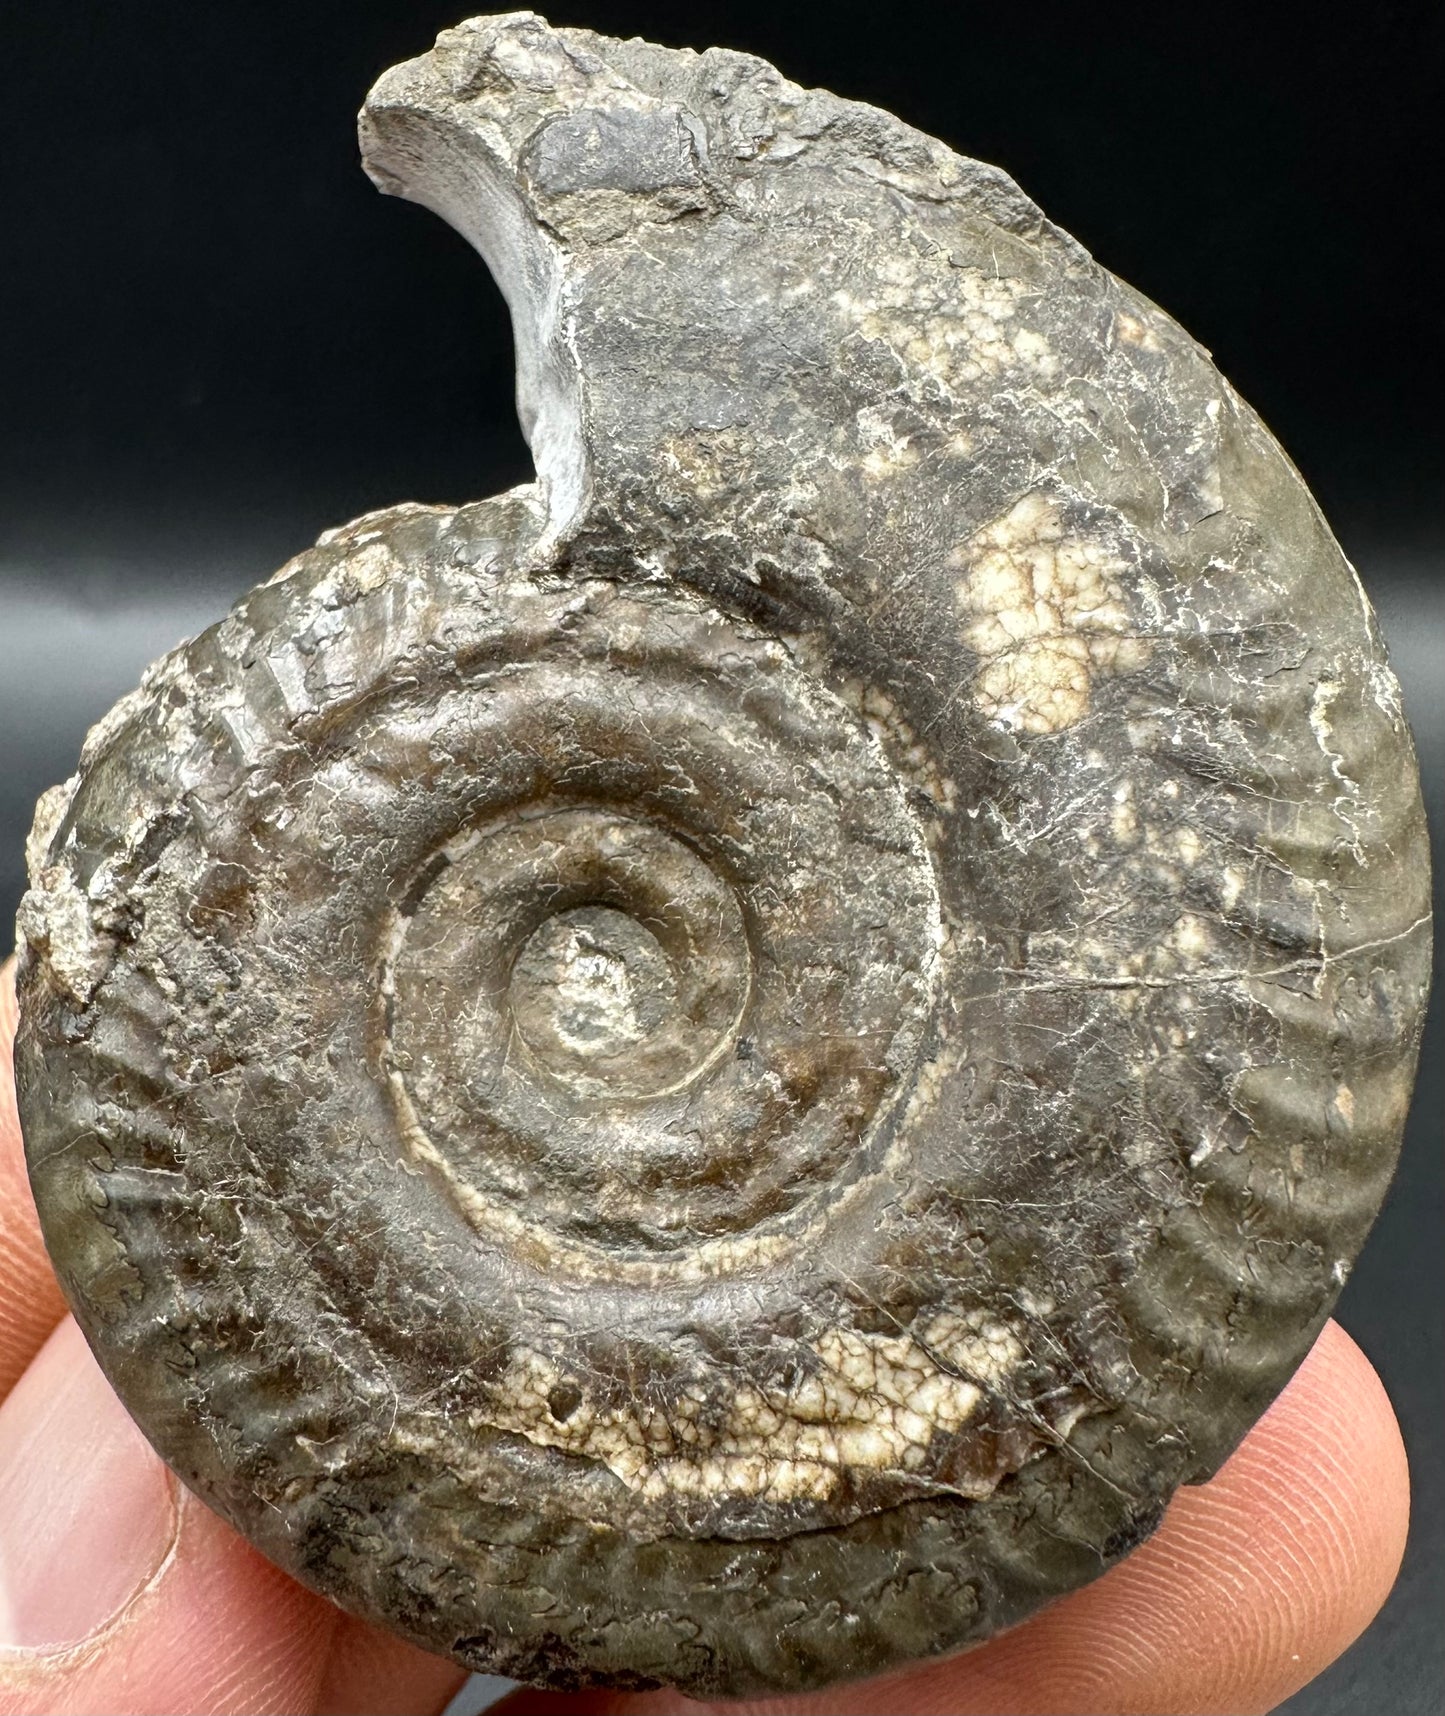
top-left (13, 11), bottom-right (1431, 1698)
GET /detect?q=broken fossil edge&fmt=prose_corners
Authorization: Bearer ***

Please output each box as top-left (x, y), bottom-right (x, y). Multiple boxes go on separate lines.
top-left (13, 9), bottom-right (1431, 1699)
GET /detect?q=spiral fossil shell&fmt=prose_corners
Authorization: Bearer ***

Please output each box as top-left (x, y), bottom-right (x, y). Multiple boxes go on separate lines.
top-left (13, 11), bottom-right (1431, 1697)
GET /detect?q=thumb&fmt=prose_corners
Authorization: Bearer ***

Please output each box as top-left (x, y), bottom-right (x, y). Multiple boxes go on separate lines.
top-left (0, 1317), bottom-right (335, 1716)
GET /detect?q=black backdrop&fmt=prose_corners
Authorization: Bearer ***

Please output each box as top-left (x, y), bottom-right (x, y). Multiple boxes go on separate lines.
top-left (2, 6), bottom-right (1440, 1712)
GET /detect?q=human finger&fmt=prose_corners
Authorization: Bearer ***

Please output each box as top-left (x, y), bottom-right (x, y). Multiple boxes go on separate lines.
top-left (0, 960), bottom-right (68, 1399)
top-left (315, 1612), bottom-right (467, 1716)
top-left (0, 1317), bottom-right (335, 1715)
top-left (498, 1318), bottom-right (1408, 1716)
top-left (0, 1318), bottom-right (468, 1716)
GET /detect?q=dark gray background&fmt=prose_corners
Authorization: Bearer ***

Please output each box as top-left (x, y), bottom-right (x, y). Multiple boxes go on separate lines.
top-left (2, 5), bottom-right (1439, 1712)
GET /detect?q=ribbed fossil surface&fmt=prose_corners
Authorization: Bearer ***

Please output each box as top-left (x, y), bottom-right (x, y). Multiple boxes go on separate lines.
top-left (14, 11), bottom-right (1430, 1696)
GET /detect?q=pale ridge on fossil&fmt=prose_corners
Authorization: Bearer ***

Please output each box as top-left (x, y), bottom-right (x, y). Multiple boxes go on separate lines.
top-left (14, 11), bottom-right (1430, 1697)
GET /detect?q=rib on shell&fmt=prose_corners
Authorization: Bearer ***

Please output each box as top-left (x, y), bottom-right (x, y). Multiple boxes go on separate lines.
top-left (14, 10), bottom-right (1431, 1697)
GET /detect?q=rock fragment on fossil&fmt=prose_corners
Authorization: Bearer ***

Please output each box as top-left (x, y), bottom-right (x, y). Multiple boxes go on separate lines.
top-left (13, 10), bottom-right (1430, 1697)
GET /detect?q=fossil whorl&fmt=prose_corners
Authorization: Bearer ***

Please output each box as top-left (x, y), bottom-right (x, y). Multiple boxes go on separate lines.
top-left (13, 11), bottom-right (1431, 1697)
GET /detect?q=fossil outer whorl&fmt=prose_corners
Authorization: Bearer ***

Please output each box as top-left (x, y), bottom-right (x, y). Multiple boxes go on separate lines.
top-left (13, 11), bottom-right (1431, 1698)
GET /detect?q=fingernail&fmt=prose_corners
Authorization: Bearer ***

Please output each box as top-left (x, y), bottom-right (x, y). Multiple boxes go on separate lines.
top-left (0, 1318), bottom-right (177, 1650)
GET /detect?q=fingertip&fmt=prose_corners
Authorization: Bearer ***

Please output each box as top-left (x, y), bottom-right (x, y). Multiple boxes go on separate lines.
top-left (1204, 1318), bottom-right (1409, 1707)
top-left (315, 1615), bottom-right (469, 1716)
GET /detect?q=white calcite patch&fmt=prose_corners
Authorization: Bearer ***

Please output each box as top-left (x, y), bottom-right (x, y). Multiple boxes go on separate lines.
top-left (486, 1310), bottom-right (1026, 1504)
top-left (855, 402), bottom-right (921, 480)
top-left (834, 258), bottom-right (1058, 396)
top-left (1114, 309), bottom-right (1164, 352)
top-left (953, 493), bottom-right (1150, 734)
top-left (853, 680), bottom-right (958, 811)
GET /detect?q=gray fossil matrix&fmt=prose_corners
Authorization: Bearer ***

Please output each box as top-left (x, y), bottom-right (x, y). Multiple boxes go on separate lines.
top-left (13, 9), bottom-right (1430, 1698)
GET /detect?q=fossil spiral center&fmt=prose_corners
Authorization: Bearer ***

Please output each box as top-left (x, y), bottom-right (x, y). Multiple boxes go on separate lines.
top-left (493, 816), bottom-right (750, 1099)
top-left (512, 905), bottom-right (672, 1063)
top-left (384, 806), bottom-right (756, 1187)
top-left (367, 589), bottom-right (943, 1267)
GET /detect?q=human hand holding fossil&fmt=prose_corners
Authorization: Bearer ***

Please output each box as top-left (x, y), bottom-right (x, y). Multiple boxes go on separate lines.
top-left (0, 960), bottom-right (1412, 1716)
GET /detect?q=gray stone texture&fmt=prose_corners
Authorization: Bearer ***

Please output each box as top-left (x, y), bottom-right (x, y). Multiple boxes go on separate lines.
top-left (13, 11), bottom-right (1430, 1696)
